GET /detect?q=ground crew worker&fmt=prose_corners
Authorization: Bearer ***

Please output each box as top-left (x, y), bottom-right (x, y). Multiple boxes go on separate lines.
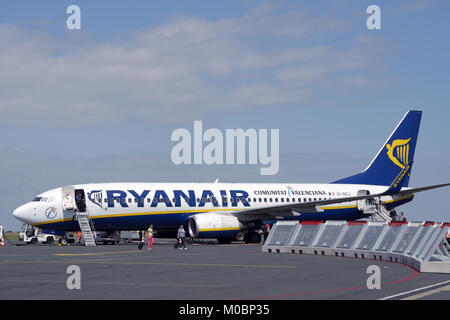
top-left (0, 224), bottom-right (4, 247)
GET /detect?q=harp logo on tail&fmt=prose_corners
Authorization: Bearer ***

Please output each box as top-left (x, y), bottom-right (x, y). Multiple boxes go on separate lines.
top-left (386, 138), bottom-right (411, 169)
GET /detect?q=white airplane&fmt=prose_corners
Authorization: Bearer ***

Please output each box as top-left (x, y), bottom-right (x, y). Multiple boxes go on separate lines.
top-left (12, 110), bottom-right (450, 244)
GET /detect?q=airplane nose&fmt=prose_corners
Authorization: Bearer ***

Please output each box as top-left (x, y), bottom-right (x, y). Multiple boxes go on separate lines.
top-left (13, 204), bottom-right (28, 222)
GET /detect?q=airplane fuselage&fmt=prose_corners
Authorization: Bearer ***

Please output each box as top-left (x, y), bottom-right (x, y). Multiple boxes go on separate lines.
top-left (12, 182), bottom-right (413, 237)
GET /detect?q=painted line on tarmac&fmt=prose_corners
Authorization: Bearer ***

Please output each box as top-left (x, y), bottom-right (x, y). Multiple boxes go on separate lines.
top-left (0, 278), bottom-right (221, 288)
top-left (236, 260), bottom-right (419, 300)
top-left (401, 285), bottom-right (450, 300)
top-left (54, 250), bottom-right (142, 256)
top-left (0, 259), bottom-right (296, 269)
top-left (379, 280), bottom-right (450, 300)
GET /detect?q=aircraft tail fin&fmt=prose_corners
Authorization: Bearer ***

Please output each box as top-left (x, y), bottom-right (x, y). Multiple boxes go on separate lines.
top-left (333, 110), bottom-right (422, 187)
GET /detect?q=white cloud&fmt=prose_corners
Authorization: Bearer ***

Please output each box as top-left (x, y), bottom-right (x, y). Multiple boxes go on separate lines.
top-left (0, 6), bottom-right (382, 127)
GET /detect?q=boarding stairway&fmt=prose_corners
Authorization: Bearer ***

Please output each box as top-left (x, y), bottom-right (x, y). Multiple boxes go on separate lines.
top-left (360, 198), bottom-right (393, 222)
top-left (76, 213), bottom-right (96, 247)
top-left (372, 203), bottom-right (393, 222)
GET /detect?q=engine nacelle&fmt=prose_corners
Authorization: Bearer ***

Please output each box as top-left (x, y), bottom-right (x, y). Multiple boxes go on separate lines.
top-left (188, 213), bottom-right (245, 239)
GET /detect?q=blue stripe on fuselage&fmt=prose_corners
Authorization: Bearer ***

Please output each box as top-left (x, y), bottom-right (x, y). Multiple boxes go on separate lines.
top-left (34, 195), bottom-right (414, 232)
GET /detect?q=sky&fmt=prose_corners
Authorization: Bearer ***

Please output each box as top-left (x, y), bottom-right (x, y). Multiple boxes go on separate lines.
top-left (0, 0), bottom-right (449, 230)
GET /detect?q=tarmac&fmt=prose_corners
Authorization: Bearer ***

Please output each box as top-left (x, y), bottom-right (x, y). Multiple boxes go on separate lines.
top-left (0, 239), bottom-right (449, 300)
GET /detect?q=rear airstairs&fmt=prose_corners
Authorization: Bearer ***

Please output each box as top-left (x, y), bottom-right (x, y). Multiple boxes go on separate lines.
top-left (358, 196), bottom-right (393, 222)
top-left (372, 203), bottom-right (394, 222)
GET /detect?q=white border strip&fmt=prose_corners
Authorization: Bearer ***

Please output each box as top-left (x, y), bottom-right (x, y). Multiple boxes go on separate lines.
top-left (379, 280), bottom-right (450, 300)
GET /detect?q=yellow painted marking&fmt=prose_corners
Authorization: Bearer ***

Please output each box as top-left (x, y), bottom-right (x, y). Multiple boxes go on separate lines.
top-left (33, 192), bottom-right (415, 227)
top-left (199, 227), bottom-right (240, 232)
top-left (401, 285), bottom-right (450, 300)
top-left (0, 260), bottom-right (296, 269)
top-left (320, 194), bottom-right (413, 211)
top-left (34, 208), bottom-right (242, 225)
top-left (54, 250), bottom-right (141, 256)
top-left (322, 205), bottom-right (357, 210)
top-left (382, 194), bottom-right (414, 204)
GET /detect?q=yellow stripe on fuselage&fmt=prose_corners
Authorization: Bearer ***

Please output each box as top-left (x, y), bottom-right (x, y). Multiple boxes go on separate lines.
top-left (199, 227), bottom-right (240, 232)
top-left (320, 194), bottom-right (414, 211)
top-left (381, 194), bottom-right (414, 204)
top-left (33, 208), bottom-right (242, 226)
top-left (33, 194), bottom-right (414, 226)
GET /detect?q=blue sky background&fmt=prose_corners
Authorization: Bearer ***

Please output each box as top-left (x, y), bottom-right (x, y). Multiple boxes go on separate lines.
top-left (0, 0), bottom-right (449, 229)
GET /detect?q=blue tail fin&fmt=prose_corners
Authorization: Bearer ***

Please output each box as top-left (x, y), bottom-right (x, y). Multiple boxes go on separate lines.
top-left (333, 110), bottom-right (422, 187)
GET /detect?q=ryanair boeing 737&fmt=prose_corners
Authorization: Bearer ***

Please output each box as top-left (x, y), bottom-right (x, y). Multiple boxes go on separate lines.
top-left (12, 111), bottom-right (450, 244)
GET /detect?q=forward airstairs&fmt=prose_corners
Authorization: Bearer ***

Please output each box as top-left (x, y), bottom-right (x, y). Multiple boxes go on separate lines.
top-left (61, 186), bottom-right (96, 247)
top-left (76, 212), bottom-right (96, 247)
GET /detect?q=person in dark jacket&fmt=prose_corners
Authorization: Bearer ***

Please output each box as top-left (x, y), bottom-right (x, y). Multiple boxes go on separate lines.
top-left (177, 225), bottom-right (187, 250)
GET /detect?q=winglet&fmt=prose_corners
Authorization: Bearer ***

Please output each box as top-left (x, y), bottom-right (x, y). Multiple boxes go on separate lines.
top-left (382, 161), bottom-right (413, 195)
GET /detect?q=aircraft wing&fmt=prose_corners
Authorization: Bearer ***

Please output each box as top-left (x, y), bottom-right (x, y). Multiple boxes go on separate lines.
top-left (393, 183), bottom-right (450, 197)
top-left (234, 181), bottom-right (450, 218)
top-left (234, 191), bottom-right (382, 218)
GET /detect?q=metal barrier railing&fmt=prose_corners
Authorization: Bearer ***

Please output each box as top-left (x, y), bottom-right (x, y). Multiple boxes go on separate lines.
top-left (263, 220), bottom-right (450, 273)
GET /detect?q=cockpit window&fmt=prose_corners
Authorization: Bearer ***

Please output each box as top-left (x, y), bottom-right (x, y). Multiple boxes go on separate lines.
top-left (32, 196), bottom-right (55, 202)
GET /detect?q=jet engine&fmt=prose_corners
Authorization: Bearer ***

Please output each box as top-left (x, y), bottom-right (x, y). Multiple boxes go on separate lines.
top-left (188, 213), bottom-right (245, 243)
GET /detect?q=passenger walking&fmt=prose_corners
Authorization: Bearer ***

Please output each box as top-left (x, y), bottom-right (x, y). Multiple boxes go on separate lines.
top-left (138, 230), bottom-right (145, 250)
top-left (177, 225), bottom-right (187, 250)
top-left (147, 225), bottom-right (154, 250)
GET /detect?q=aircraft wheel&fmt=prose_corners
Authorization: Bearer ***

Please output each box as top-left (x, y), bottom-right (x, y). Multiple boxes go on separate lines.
top-left (235, 231), bottom-right (245, 242)
top-left (245, 232), bottom-right (261, 244)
